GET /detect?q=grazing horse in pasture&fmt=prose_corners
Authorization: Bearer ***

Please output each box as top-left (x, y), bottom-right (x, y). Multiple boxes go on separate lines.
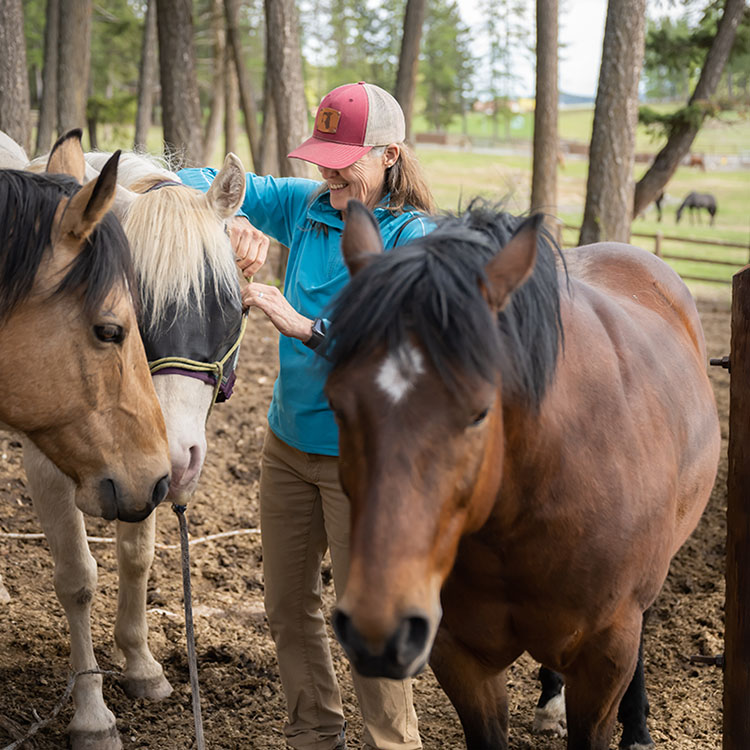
top-left (11, 135), bottom-right (246, 748)
top-left (0, 131), bottom-right (171, 609)
top-left (676, 191), bottom-right (717, 226)
top-left (325, 200), bottom-right (720, 750)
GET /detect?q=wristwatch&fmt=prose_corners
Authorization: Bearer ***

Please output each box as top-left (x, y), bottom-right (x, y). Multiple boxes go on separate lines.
top-left (304, 317), bottom-right (327, 351)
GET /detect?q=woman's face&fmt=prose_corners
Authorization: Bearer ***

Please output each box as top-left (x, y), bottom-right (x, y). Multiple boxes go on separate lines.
top-left (318, 145), bottom-right (400, 215)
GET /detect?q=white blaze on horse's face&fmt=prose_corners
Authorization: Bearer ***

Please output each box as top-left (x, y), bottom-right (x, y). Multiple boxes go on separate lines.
top-left (375, 344), bottom-right (425, 403)
top-left (151, 375), bottom-right (212, 501)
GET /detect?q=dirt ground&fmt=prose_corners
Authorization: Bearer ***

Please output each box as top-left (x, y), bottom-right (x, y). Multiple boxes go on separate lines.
top-left (0, 293), bottom-right (733, 750)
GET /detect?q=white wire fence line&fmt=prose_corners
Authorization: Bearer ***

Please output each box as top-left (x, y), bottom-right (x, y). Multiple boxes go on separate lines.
top-left (0, 527), bottom-right (259, 550)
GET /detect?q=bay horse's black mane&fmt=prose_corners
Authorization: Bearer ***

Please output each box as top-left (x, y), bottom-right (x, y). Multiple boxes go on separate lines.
top-left (0, 169), bottom-right (134, 320)
top-left (326, 201), bottom-right (564, 408)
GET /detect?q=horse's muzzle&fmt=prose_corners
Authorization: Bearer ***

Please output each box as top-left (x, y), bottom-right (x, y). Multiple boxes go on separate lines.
top-left (332, 608), bottom-right (430, 680)
top-left (98, 474), bottom-right (170, 522)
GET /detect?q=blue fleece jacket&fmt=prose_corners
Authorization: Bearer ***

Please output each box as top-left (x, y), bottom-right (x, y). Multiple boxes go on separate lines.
top-left (177, 168), bottom-right (432, 455)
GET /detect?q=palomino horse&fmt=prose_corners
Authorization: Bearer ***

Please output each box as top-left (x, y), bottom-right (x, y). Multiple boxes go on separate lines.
top-left (325, 200), bottom-right (720, 750)
top-left (676, 191), bottom-right (717, 226)
top-left (0, 131), bottom-right (170, 602)
top-left (13, 138), bottom-right (245, 748)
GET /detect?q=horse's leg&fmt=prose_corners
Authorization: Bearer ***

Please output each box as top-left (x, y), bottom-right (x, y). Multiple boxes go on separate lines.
top-left (114, 516), bottom-right (173, 699)
top-left (430, 625), bottom-right (514, 749)
top-left (23, 441), bottom-right (122, 750)
top-left (564, 620), bottom-right (641, 750)
top-left (533, 666), bottom-right (566, 737)
top-left (617, 617), bottom-right (653, 750)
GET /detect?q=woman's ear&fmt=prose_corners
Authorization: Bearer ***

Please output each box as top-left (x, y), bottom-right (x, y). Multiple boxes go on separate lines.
top-left (383, 143), bottom-right (401, 168)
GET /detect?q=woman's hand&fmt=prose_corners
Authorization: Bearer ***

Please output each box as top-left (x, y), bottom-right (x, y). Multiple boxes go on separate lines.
top-left (229, 216), bottom-right (269, 278)
top-left (242, 282), bottom-right (313, 342)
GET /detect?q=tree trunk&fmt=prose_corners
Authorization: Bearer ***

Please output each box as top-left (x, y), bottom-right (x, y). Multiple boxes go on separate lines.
top-left (394, 0), bottom-right (426, 143)
top-left (531, 0), bottom-right (558, 219)
top-left (579, 0), bottom-right (646, 246)
top-left (57, 0), bottom-right (92, 136)
top-left (36, 0), bottom-right (59, 155)
top-left (224, 0), bottom-right (261, 171)
top-left (264, 0), bottom-right (309, 180)
top-left (633, 0), bottom-right (745, 218)
top-left (224, 44), bottom-right (238, 156)
top-left (259, 68), bottom-right (278, 176)
top-left (135, 0), bottom-right (158, 151)
top-left (0, 0), bottom-right (31, 153)
top-left (155, 0), bottom-right (204, 166)
top-left (203, 0), bottom-right (226, 162)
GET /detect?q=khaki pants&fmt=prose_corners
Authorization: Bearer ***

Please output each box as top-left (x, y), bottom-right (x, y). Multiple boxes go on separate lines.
top-left (260, 429), bottom-right (422, 750)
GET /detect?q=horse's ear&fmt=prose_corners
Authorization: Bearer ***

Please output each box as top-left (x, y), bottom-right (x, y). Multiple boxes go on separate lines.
top-left (46, 129), bottom-right (86, 183)
top-left (482, 214), bottom-right (541, 311)
top-left (206, 152), bottom-right (246, 218)
top-left (60, 150), bottom-right (120, 241)
top-left (341, 200), bottom-right (384, 276)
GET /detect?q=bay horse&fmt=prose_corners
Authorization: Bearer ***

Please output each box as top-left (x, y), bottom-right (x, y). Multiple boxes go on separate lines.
top-left (676, 191), bottom-right (717, 226)
top-left (325, 199), bottom-right (720, 750)
top-left (14, 139), bottom-right (246, 748)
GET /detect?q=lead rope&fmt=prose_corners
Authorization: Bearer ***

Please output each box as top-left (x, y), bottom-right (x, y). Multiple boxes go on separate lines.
top-left (172, 503), bottom-right (206, 750)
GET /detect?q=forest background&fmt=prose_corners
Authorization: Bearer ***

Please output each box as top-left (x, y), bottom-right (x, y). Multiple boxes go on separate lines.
top-left (2, 0), bottom-right (749, 288)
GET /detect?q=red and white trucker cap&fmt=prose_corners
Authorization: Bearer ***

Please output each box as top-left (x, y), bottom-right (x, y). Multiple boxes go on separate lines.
top-left (288, 81), bottom-right (405, 170)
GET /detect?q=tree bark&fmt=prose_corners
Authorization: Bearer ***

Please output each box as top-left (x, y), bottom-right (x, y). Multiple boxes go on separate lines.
top-left (203, 0), bottom-right (226, 162)
top-left (0, 0), bottom-right (31, 153)
top-left (36, 0), bottom-right (59, 155)
top-left (57, 0), bottom-right (92, 136)
top-left (394, 0), bottom-right (426, 143)
top-left (633, 0), bottom-right (746, 218)
top-left (264, 0), bottom-right (310, 179)
top-left (224, 0), bottom-right (261, 171)
top-left (579, 0), bottom-right (646, 246)
top-left (135, 0), bottom-right (158, 151)
top-left (155, 0), bottom-right (204, 166)
top-left (530, 0), bottom-right (558, 219)
top-left (259, 68), bottom-right (279, 176)
top-left (224, 44), bottom-right (238, 157)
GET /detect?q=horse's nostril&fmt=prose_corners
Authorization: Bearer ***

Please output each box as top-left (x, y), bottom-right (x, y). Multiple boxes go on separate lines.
top-left (152, 475), bottom-right (170, 507)
top-left (332, 609), bottom-right (352, 647)
top-left (99, 478), bottom-right (118, 521)
top-left (391, 615), bottom-right (429, 668)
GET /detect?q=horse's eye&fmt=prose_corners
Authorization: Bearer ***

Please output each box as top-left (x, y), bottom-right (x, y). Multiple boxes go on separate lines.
top-left (471, 408), bottom-right (489, 426)
top-left (94, 324), bottom-right (124, 343)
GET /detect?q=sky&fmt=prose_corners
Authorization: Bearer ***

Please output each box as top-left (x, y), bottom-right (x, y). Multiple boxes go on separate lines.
top-left (457, 0), bottom-right (609, 99)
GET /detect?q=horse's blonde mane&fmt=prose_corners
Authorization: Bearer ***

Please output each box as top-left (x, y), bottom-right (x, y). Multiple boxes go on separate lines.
top-left (85, 151), bottom-right (240, 333)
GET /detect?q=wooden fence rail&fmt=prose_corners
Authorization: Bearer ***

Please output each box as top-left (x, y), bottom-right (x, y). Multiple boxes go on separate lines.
top-left (561, 224), bottom-right (750, 285)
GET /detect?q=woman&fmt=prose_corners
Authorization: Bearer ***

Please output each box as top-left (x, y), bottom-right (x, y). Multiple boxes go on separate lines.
top-left (179, 81), bottom-right (435, 750)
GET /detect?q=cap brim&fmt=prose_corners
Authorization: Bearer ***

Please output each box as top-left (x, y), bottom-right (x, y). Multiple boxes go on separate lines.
top-left (287, 136), bottom-right (372, 170)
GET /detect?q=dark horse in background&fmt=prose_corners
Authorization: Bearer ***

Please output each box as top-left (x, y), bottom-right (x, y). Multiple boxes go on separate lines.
top-left (325, 200), bottom-right (720, 750)
top-left (676, 191), bottom-right (717, 225)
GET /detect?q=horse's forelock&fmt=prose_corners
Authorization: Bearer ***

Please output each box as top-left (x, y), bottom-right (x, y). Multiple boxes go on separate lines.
top-left (0, 170), bottom-right (133, 319)
top-left (123, 179), bottom-right (238, 332)
top-left (326, 204), bottom-right (563, 407)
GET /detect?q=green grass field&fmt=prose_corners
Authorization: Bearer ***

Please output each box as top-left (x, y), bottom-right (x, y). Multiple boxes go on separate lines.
top-left (415, 145), bottom-right (749, 298)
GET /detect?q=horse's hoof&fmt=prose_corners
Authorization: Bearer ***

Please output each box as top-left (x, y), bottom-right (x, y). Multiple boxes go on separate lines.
top-left (0, 581), bottom-right (10, 604)
top-left (532, 691), bottom-right (567, 738)
top-left (69, 726), bottom-right (123, 750)
top-left (120, 673), bottom-right (173, 700)
top-left (621, 744), bottom-right (655, 750)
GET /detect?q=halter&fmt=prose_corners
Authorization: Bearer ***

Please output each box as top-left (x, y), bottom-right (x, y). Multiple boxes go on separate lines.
top-left (149, 313), bottom-right (247, 409)
top-left (139, 177), bottom-right (246, 411)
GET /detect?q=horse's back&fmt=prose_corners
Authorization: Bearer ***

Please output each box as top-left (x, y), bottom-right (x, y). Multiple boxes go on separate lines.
top-left (564, 241), bottom-right (707, 361)
top-left (559, 241), bottom-right (720, 552)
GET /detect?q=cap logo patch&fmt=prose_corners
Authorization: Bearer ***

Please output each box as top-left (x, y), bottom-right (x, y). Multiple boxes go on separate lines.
top-left (316, 108), bottom-right (341, 134)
